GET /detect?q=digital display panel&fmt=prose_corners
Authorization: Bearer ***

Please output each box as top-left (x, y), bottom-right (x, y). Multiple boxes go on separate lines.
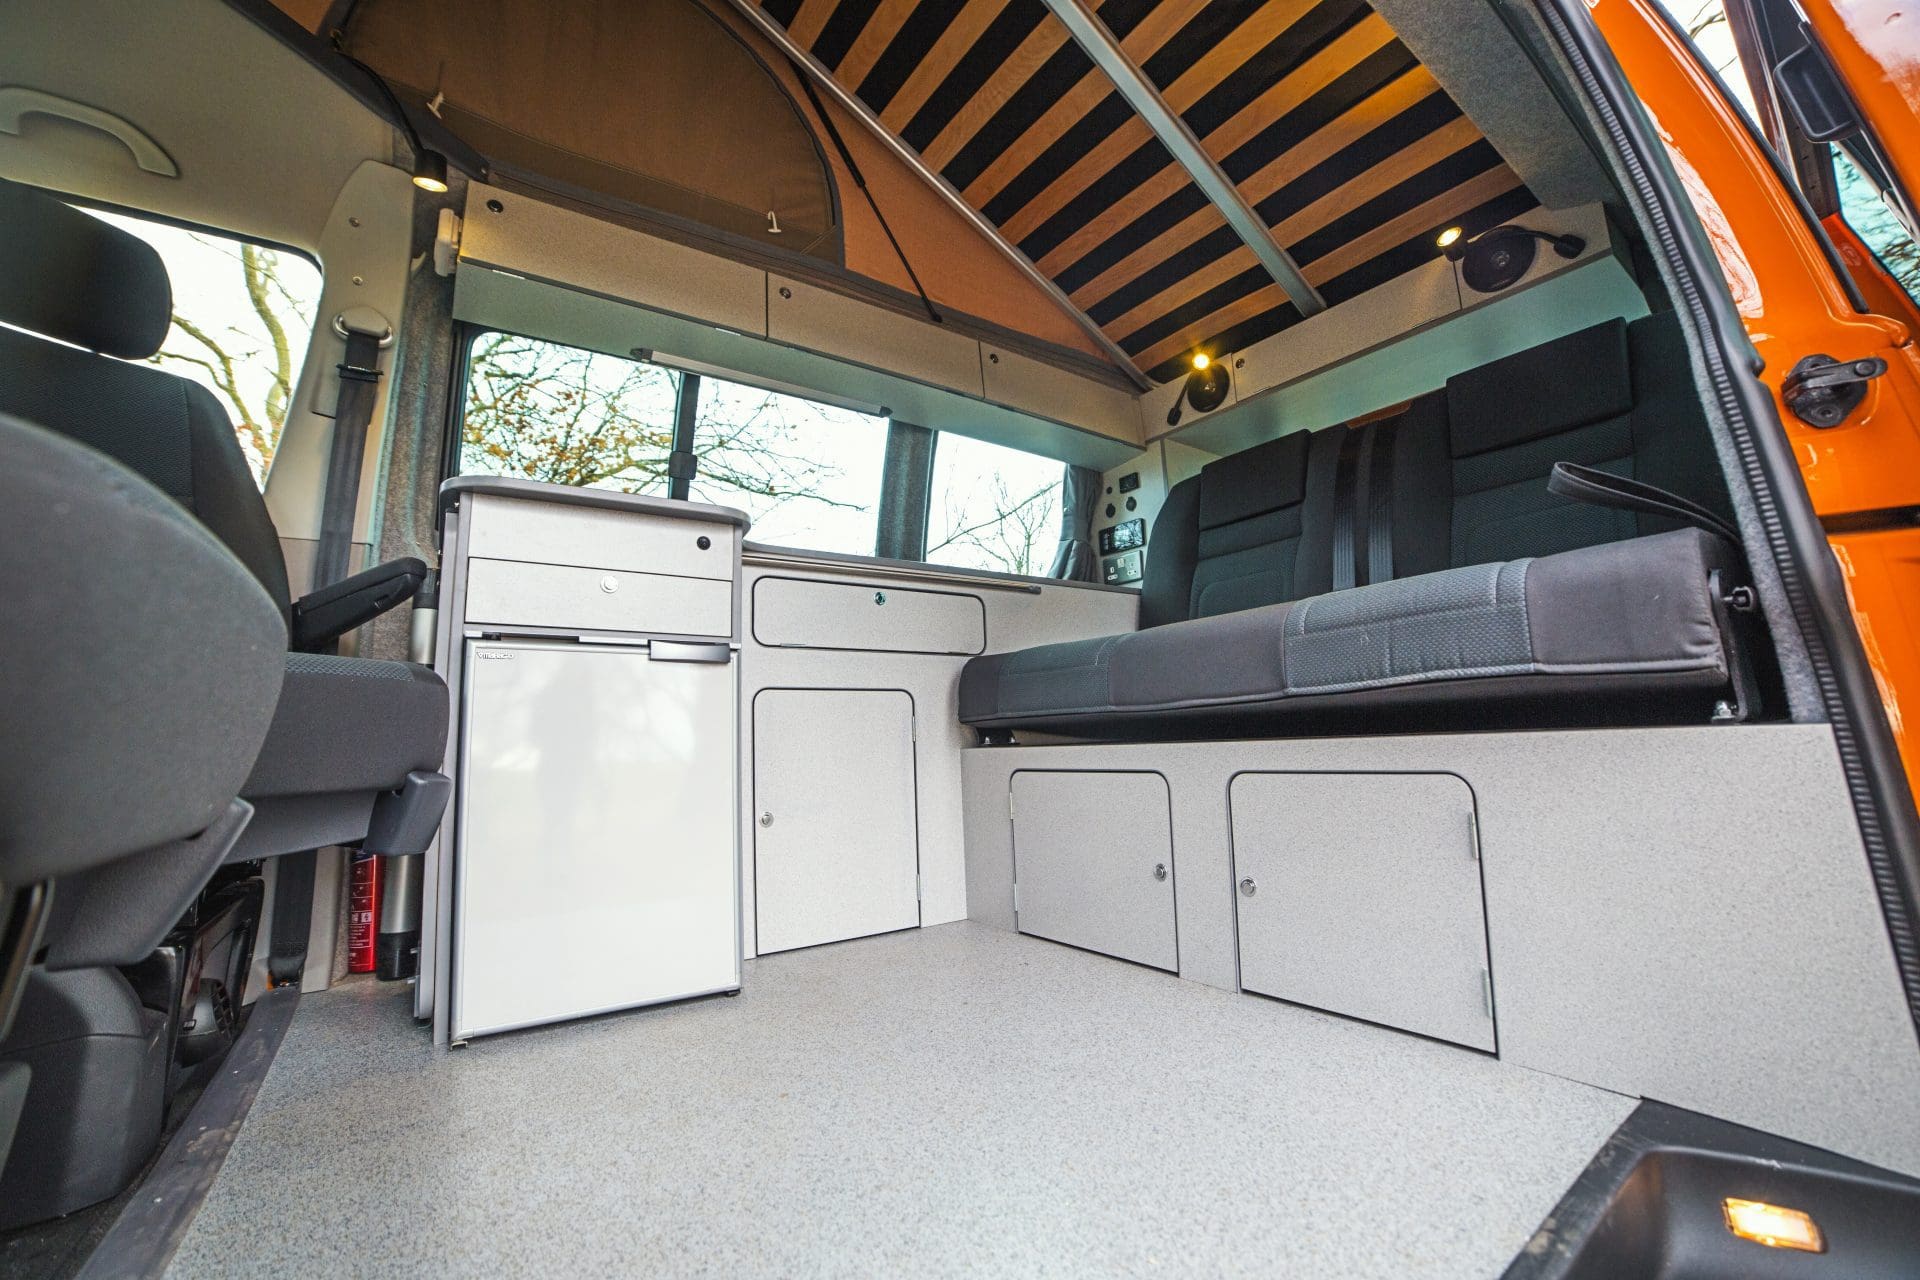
top-left (1100, 518), bottom-right (1146, 555)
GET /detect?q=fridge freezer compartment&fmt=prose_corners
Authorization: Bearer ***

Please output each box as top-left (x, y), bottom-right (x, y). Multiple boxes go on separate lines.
top-left (452, 640), bottom-right (740, 1039)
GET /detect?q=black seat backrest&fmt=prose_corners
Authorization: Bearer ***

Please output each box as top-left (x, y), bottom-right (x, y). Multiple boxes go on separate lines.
top-left (1376, 311), bottom-right (1735, 583)
top-left (1139, 427), bottom-right (1339, 628)
top-left (0, 179), bottom-right (292, 627)
top-left (1137, 311), bottom-right (1734, 625)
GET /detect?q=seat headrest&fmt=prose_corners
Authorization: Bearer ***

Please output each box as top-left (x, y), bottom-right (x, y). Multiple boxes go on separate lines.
top-left (1197, 430), bottom-right (1309, 530)
top-left (1445, 318), bottom-right (1632, 459)
top-left (0, 178), bottom-right (172, 359)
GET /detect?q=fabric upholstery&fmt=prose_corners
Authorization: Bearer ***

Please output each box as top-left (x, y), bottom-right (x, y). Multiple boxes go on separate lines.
top-left (958, 529), bottom-right (1736, 733)
top-left (0, 178), bottom-right (171, 359)
top-left (243, 654), bottom-right (449, 799)
top-left (0, 415), bottom-right (285, 883)
top-left (1140, 426), bottom-right (1340, 628)
top-left (0, 326), bottom-right (294, 626)
top-left (959, 312), bottom-right (1744, 737)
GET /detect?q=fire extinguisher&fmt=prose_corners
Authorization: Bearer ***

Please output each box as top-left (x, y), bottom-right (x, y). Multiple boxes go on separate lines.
top-left (348, 849), bottom-right (382, 974)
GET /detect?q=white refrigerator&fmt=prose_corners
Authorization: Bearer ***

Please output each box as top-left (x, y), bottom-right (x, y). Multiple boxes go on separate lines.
top-left (451, 638), bottom-right (739, 1040)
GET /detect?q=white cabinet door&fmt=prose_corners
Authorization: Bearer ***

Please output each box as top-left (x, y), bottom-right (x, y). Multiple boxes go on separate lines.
top-left (1231, 772), bottom-right (1494, 1051)
top-left (454, 641), bottom-right (738, 1039)
top-left (1011, 771), bottom-right (1177, 972)
top-left (752, 689), bottom-right (919, 954)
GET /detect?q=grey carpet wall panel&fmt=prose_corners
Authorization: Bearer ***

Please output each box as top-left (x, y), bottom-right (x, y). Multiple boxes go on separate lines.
top-left (961, 724), bottom-right (1920, 1178)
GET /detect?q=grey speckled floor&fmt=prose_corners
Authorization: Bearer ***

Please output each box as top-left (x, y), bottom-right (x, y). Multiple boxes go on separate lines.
top-left (168, 922), bottom-right (1630, 1278)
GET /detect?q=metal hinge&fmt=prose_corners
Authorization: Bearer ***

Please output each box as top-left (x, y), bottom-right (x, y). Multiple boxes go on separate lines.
top-left (916, 874), bottom-right (923, 901)
top-left (1008, 789), bottom-right (1015, 821)
top-left (1481, 968), bottom-right (1494, 1018)
top-left (1782, 353), bottom-right (1887, 428)
top-left (1468, 811), bottom-right (1481, 861)
top-left (1012, 882), bottom-right (1020, 913)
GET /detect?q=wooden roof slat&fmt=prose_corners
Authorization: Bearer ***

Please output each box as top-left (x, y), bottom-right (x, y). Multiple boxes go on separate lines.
top-left (1129, 163), bottom-right (1525, 371)
top-left (958, 0), bottom-right (1208, 207)
top-left (921, 5), bottom-right (1085, 173)
top-left (786, 0), bottom-right (837, 48)
top-left (1068, 67), bottom-right (1440, 306)
top-left (1039, 15), bottom-right (1401, 282)
top-left (998, 0), bottom-right (1319, 245)
top-left (1191, 13), bottom-right (1395, 178)
top-left (1297, 161), bottom-right (1522, 284)
top-left (878, 0), bottom-right (1016, 133)
top-left (836, 0), bottom-right (923, 89)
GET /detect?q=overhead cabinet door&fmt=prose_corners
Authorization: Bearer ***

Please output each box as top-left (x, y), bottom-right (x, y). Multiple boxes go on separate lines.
top-left (753, 689), bottom-right (919, 954)
top-left (1010, 771), bottom-right (1177, 973)
top-left (1231, 772), bottom-right (1494, 1051)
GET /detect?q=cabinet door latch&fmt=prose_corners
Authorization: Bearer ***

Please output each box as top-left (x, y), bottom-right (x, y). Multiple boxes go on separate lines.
top-left (1782, 354), bottom-right (1887, 428)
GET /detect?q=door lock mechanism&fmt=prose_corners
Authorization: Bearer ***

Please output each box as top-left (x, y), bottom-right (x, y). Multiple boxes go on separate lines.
top-left (1782, 354), bottom-right (1887, 428)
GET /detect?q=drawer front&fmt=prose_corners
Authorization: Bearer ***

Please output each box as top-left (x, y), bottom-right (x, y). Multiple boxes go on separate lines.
top-left (752, 577), bottom-right (985, 654)
top-left (467, 494), bottom-right (737, 580)
top-left (466, 559), bottom-right (733, 638)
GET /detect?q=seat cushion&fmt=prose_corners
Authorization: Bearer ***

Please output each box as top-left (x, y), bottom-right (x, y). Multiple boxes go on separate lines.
top-left (242, 654), bottom-right (449, 799)
top-left (959, 529), bottom-right (1739, 736)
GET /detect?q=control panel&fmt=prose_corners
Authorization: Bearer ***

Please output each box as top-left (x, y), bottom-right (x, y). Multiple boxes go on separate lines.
top-left (1098, 518), bottom-right (1145, 557)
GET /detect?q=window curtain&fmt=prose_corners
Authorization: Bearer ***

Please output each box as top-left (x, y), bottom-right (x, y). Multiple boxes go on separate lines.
top-left (1048, 464), bottom-right (1101, 582)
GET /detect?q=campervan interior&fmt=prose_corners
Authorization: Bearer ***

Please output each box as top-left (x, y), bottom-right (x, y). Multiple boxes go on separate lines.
top-left (3, 0), bottom-right (1919, 1275)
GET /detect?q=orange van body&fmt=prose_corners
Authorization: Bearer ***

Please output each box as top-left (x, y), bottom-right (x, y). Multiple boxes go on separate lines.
top-left (1594, 0), bottom-right (1920, 807)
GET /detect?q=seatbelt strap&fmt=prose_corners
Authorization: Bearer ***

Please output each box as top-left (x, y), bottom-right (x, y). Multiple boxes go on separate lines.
top-left (312, 319), bottom-right (389, 592)
top-left (1547, 461), bottom-right (1740, 543)
top-left (268, 850), bottom-right (317, 988)
top-left (273, 317), bottom-right (385, 988)
top-left (1330, 427), bottom-right (1365, 591)
top-left (1365, 419), bottom-right (1396, 586)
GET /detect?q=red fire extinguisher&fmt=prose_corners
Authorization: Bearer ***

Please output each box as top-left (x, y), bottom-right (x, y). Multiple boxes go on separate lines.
top-left (349, 850), bottom-right (383, 974)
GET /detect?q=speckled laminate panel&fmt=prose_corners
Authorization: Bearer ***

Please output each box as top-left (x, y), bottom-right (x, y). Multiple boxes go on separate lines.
top-left (169, 923), bottom-right (1630, 1278)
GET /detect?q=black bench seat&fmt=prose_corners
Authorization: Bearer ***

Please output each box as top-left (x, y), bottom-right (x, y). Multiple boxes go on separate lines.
top-left (959, 312), bottom-right (1749, 740)
top-left (961, 527), bottom-right (1740, 736)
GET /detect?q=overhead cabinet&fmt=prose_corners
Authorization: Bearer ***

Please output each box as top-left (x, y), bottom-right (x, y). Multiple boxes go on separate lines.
top-left (1230, 772), bottom-right (1494, 1051)
top-left (1010, 771), bottom-right (1177, 973)
top-left (752, 688), bottom-right (920, 954)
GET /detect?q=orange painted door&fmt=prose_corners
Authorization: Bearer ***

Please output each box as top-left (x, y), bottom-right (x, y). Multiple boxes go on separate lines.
top-left (1593, 0), bottom-right (1920, 804)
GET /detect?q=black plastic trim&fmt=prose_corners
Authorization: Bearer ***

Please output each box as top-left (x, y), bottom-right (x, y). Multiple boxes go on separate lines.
top-left (1502, 1100), bottom-right (1920, 1278)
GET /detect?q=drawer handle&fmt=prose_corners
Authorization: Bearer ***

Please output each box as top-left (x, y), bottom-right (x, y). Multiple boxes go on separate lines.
top-left (1238, 877), bottom-right (1257, 897)
top-left (598, 575), bottom-right (620, 594)
top-left (873, 591), bottom-right (887, 605)
top-left (1153, 863), bottom-right (1168, 881)
top-left (759, 812), bottom-right (774, 828)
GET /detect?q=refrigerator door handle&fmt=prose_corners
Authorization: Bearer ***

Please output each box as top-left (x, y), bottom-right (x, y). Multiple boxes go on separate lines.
top-left (648, 640), bottom-right (733, 663)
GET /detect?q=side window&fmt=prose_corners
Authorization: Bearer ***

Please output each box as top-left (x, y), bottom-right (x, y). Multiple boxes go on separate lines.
top-left (457, 333), bottom-right (887, 556)
top-left (460, 334), bottom-right (681, 491)
top-left (688, 377), bottom-right (887, 557)
top-left (1831, 145), bottom-right (1920, 303)
top-left (925, 433), bottom-right (1066, 576)
top-left (1659, 0), bottom-right (1918, 309)
top-left (87, 210), bottom-right (323, 487)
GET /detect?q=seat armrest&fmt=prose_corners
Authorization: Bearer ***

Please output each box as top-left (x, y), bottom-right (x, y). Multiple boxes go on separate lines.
top-left (291, 557), bottom-right (428, 652)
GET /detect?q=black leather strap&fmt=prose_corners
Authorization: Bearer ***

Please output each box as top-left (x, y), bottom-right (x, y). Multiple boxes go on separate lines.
top-left (1548, 461), bottom-right (1741, 543)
